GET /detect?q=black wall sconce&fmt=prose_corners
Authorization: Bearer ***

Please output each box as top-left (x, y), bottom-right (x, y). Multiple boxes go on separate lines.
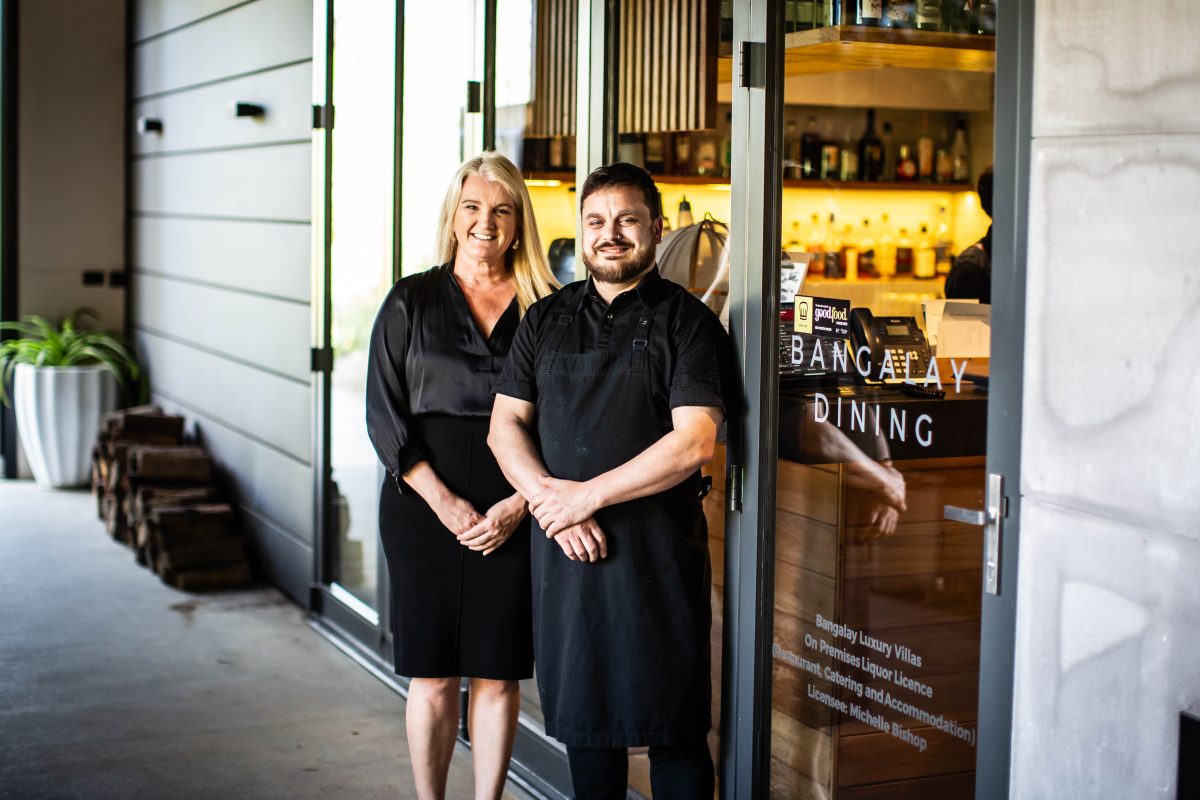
top-left (136, 117), bottom-right (163, 135)
top-left (231, 102), bottom-right (266, 119)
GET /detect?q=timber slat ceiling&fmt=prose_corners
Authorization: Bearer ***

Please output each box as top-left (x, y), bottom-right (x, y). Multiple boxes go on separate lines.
top-left (530, 0), bottom-right (717, 138)
top-left (620, 0), bottom-right (717, 133)
top-left (531, 0), bottom-right (577, 137)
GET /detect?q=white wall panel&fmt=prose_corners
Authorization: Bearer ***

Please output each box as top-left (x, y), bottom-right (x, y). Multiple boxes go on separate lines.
top-left (151, 392), bottom-right (314, 542)
top-left (132, 61), bottom-right (312, 155)
top-left (135, 273), bottom-right (311, 381)
top-left (132, 0), bottom-right (312, 98)
top-left (133, 143), bottom-right (311, 221)
top-left (132, 216), bottom-right (310, 303)
top-left (137, 331), bottom-right (311, 463)
top-left (134, 0), bottom-right (249, 42)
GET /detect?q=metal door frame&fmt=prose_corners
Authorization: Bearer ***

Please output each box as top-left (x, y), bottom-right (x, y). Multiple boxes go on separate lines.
top-left (308, 0), bottom-right (399, 665)
top-left (721, 0), bottom-right (1033, 796)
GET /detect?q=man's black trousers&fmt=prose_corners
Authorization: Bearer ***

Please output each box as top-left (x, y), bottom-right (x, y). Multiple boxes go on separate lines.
top-left (565, 739), bottom-right (714, 799)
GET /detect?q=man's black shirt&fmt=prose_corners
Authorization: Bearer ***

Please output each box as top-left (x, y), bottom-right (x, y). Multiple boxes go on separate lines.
top-left (494, 268), bottom-right (732, 426)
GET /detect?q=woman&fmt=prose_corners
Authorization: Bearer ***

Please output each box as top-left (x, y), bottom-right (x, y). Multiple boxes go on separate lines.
top-left (366, 152), bottom-right (557, 800)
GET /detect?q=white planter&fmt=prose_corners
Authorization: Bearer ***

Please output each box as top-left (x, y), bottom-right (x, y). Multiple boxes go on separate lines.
top-left (14, 363), bottom-right (119, 489)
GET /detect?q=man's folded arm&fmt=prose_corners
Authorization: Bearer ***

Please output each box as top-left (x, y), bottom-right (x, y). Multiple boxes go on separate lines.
top-left (488, 393), bottom-right (551, 500)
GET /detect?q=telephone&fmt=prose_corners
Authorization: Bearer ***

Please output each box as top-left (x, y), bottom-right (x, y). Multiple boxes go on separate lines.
top-left (848, 308), bottom-right (932, 384)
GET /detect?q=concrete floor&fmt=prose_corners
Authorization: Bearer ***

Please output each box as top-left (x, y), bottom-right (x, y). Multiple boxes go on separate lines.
top-left (0, 480), bottom-right (528, 800)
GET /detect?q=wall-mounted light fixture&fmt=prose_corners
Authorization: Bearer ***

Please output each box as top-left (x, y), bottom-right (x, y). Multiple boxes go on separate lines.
top-left (231, 102), bottom-right (266, 118)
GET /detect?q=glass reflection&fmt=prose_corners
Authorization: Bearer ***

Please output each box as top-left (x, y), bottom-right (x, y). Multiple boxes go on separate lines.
top-left (328, 0), bottom-right (399, 616)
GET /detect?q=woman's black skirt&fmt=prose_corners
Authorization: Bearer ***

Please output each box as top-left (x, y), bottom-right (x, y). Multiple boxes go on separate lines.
top-left (379, 415), bottom-right (533, 680)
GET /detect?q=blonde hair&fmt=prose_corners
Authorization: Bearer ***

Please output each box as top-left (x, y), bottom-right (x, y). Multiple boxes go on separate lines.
top-left (435, 152), bottom-right (558, 316)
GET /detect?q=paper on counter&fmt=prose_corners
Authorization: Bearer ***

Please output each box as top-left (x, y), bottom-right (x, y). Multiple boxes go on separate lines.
top-left (923, 298), bottom-right (979, 349)
top-left (937, 302), bottom-right (991, 358)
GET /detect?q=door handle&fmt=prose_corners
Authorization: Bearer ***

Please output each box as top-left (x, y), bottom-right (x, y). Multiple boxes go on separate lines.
top-left (943, 472), bottom-right (1005, 596)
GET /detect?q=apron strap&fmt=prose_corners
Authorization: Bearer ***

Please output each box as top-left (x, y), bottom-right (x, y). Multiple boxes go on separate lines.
top-left (540, 287), bottom-right (589, 375)
top-left (631, 315), bottom-right (653, 373)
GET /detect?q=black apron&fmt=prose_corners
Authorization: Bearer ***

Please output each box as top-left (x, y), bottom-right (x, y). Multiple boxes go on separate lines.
top-left (532, 292), bottom-right (712, 748)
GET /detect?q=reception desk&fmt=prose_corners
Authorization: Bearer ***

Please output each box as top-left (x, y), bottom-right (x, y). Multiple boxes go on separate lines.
top-left (705, 375), bottom-right (988, 799)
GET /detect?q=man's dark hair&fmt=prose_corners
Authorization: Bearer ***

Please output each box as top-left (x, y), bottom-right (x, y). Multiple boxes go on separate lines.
top-left (580, 162), bottom-right (662, 220)
top-left (978, 166), bottom-right (994, 218)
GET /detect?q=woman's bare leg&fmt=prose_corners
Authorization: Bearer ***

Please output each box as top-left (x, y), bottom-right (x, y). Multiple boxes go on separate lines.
top-left (467, 678), bottom-right (521, 800)
top-left (406, 676), bottom-right (462, 800)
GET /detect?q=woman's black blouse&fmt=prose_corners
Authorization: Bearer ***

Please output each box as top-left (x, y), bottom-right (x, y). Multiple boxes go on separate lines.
top-left (366, 263), bottom-right (518, 487)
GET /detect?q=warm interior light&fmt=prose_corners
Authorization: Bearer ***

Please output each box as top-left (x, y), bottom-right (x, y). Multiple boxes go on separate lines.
top-left (525, 178), bottom-right (564, 188)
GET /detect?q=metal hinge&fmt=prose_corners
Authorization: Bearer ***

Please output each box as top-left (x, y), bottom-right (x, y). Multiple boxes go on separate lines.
top-left (312, 104), bottom-right (334, 130)
top-left (310, 347), bottom-right (333, 373)
top-left (738, 41), bottom-right (765, 89)
top-left (466, 80), bottom-right (482, 113)
top-left (727, 464), bottom-right (743, 512)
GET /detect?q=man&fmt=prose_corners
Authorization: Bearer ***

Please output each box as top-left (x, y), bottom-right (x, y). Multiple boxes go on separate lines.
top-left (945, 165), bottom-right (993, 304)
top-left (489, 162), bottom-right (731, 799)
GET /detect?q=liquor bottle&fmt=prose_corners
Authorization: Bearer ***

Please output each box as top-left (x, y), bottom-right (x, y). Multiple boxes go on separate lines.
top-left (896, 143), bottom-right (918, 182)
top-left (839, 128), bottom-right (859, 181)
top-left (823, 213), bottom-right (842, 278)
top-left (645, 133), bottom-right (667, 174)
top-left (549, 136), bottom-right (565, 170)
top-left (896, 227), bottom-right (914, 274)
top-left (806, 212), bottom-right (826, 255)
top-left (883, 0), bottom-right (913, 27)
top-left (797, 0), bottom-right (816, 29)
top-left (617, 134), bottom-right (645, 168)
top-left (677, 197), bottom-right (695, 228)
top-left (934, 205), bottom-right (953, 274)
top-left (942, 0), bottom-right (970, 32)
top-left (857, 108), bottom-right (884, 182)
top-left (785, 120), bottom-right (802, 179)
top-left (673, 132), bottom-right (693, 174)
top-left (840, 224), bottom-right (860, 280)
top-left (881, 121), bottom-right (897, 181)
top-left (915, 224), bottom-right (937, 278)
top-left (820, 121), bottom-right (840, 180)
top-left (915, 0), bottom-right (941, 30)
top-left (974, 0), bottom-right (996, 34)
top-left (859, 218), bottom-right (876, 276)
top-left (564, 135), bottom-right (576, 169)
top-left (783, 220), bottom-right (804, 253)
top-left (695, 132), bottom-right (719, 175)
top-left (935, 126), bottom-right (954, 183)
top-left (916, 113), bottom-right (935, 182)
top-left (720, 112), bottom-right (733, 177)
top-left (856, 0), bottom-right (883, 26)
top-left (951, 119), bottom-right (970, 182)
top-left (800, 115), bottom-right (822, 179)
top-left (876, 214), bottom-right (897, 276)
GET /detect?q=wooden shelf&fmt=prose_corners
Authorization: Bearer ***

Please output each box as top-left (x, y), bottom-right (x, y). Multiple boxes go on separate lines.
top-left (526, 172), bottom-right (973, 193)
top-left (718, 25), bottom-right (995, 82)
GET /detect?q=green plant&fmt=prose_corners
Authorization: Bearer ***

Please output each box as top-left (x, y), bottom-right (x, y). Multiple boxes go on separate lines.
top-left (0, 307), bottom-right (142, 406)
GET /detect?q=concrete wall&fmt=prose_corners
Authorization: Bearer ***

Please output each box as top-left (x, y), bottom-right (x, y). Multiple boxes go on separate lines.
top-left (128, 0), bottom-right (315, 606)
top-left (1012, 0), bottom-right (1200, 796)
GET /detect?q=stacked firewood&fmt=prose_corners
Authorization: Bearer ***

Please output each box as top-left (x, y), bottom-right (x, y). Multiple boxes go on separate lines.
top-left (91, 406), bottom-right (254, 591)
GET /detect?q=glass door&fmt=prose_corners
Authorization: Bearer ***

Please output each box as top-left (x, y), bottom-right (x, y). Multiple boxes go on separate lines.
top-left (721, 0), bottom-right (1019, 797)
top-left (313, 0), bottom-right (400, 649)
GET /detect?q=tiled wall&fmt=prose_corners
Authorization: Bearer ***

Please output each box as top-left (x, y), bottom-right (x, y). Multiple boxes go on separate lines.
top-left (1013, 0), bottom-right (1200, 796)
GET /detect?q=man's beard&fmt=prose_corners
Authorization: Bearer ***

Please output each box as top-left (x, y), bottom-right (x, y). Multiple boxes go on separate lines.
top-left (582, 244), bottom-right (656, 285)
